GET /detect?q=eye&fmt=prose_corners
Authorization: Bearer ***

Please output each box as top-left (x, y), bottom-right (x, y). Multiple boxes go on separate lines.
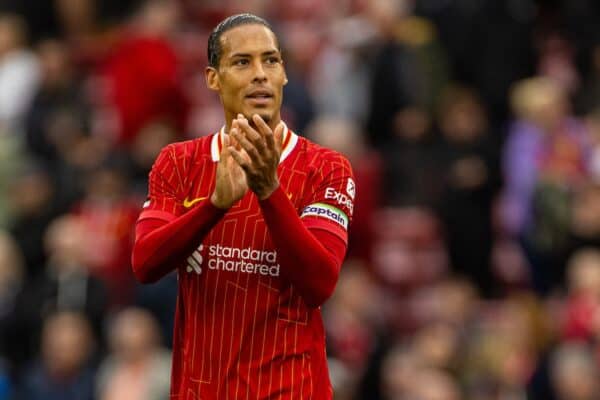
top-left (233, 59), bottom-right (249, 66)
top-left (266, 56), bottom-right (280, 64)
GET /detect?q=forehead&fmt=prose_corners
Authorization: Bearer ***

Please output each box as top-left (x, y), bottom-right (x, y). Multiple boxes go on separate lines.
top-left (219, 24), bottom-right (279, 57)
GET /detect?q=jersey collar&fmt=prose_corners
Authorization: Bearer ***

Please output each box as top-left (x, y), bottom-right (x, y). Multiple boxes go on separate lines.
top-left (210, 121), bottom-right (298, 163)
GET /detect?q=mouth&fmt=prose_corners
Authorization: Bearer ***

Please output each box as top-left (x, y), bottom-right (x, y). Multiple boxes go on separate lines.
top-left (245, 89), bottom-right (274, 106)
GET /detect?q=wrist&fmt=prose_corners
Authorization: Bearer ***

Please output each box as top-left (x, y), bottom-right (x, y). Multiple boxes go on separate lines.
top-left (210, 192), bottom-right (231, 210)
top-left (257, 181), bottom-right (280, 201)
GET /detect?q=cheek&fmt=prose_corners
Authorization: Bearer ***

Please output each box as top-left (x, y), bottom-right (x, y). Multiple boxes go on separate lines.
top-left (220, 85), bottom-right (243, 106)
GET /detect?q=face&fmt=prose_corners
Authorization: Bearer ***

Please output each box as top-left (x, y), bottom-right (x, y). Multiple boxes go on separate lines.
top-left (206, 24), bottom-right (287, 129)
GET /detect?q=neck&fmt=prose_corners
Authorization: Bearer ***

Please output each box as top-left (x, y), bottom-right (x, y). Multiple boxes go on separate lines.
top-left (224, 113), bottom-right (281, 134)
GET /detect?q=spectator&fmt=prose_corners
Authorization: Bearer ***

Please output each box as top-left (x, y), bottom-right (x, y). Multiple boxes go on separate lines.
top-left (408, 368), bottom-right (461, 400)
top-left (96, 307), bottom-right (171, 400)
top-left (550, 342), bottom-right (600, 400)
top-left (307, 116), bottom-right (383, 262)
top-left (0, 230), bottom-right (27, 375)
top-left (97, 0), bottom-right (189, 146)
top-left (7, 163), bottom-right (58, 276)
top-left (324, 262), bottom-right (382, 394)
top-left (0, 14), bottom-right (39, 135)
top-left (502, 77), bottom-right (591, 294)
top-left (562, 248), bottom-right (600, 340)
top-left (73, 157), bottom-right (139, 306)
top-left (20, 215), bottom-right (108, 357)
top-left (128, 120), bottom-right (177, 197)
top-left (566, 183), bottom-right (600, 258)
top-left (366, 0), bottom-right (448, 148)
top-left (25, 39), bottom-right (91, 165)
top-left (19, 311), bottom-right (96, 400)
top-left (434, 85), bottom-right (501, 297)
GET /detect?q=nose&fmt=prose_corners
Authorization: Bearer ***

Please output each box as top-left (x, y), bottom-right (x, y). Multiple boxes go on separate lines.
top-left (252, 60), bottom-right (267, 83)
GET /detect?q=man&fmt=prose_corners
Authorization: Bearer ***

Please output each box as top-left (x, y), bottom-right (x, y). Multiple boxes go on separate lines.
top-left (131, 13), bottom-right (355, 399)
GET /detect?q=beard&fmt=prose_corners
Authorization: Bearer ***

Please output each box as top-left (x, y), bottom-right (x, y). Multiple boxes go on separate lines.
top-left (247, 112), bottom-right (271, 129)
top-left (259, 114), bottom-right (271, 124)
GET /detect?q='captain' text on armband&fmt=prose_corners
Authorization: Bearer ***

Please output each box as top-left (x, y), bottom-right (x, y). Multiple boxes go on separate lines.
top-left (300, 203), bottom-right (349, 230)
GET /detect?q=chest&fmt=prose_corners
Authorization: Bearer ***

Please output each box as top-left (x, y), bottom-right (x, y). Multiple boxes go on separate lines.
top-left (180, 162), bottom-right (313, 282)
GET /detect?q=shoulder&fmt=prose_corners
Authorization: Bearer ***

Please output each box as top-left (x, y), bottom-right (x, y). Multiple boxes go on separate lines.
top-left (154, 135), bottom-right (213, 168)
top-left (294, 136), bottom-right (353, 174)
top-left (161, 136), bottom-right (212, 159)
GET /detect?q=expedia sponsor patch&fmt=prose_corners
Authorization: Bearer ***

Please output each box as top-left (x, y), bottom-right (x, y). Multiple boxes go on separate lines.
top-left (301, 203), bottom-right (349, 230)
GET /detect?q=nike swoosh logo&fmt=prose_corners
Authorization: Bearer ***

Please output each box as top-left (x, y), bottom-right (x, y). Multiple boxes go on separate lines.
top-left (287, 192), bottom-right (293, 200)
top-left (183, 196), bottom-right (208, 208)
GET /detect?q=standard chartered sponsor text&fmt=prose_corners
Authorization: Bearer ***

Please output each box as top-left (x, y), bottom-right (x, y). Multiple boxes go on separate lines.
top-left (188, 244), bottom-right (280, 277)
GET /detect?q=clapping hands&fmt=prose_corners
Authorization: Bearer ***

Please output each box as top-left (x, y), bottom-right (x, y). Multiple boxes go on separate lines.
top-left (210, 114), bottom-right (284, 209)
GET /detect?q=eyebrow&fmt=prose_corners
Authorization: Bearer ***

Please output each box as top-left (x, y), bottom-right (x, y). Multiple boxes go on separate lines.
top-left (229, 50), bottom-right (280, 58)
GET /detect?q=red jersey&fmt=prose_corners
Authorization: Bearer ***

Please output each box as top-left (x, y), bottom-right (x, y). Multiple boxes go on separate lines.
top-left (137, 124), bottom-right (355, 399)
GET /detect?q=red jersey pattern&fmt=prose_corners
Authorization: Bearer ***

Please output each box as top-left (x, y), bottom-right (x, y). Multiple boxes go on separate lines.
top-left (138, 124), bottom-right (354, 399)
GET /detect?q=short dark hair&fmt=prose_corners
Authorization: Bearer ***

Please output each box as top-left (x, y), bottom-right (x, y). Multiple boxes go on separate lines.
top-left (207, 13), bottom-right (276, 68)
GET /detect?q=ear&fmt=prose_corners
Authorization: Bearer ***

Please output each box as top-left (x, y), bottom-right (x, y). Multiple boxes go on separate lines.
top-left (279, 58), bottom-right (288, 86)
top-left (205, 67), bottom-right (220, 92)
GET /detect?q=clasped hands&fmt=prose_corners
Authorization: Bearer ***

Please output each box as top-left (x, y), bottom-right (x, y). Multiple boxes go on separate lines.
top-left (210, 114), bottom-right (284, 209)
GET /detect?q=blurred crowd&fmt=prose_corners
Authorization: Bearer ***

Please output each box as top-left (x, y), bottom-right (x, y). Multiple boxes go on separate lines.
top-left (2, 0), bottom-right (600, 399)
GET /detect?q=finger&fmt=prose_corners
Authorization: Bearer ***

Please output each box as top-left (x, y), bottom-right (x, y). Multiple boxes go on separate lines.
top-left (229, 147), bottom-right (252, 172)
top-left (237, 116), bottom-right (264, 147)
top-left (252, 114), bottom-right (271, 137)
top-left (220, 134), bottom-right (231, 159)
top-left (231, 126), bottom-right (263, 165)
top-left (273, 122), bottom-right (284, 153)
top-left (253, 114), bottom-right (276, 152)
top-left (222, 133), bottom-right (230, 147)
top-left (230, 122), bottom-right (244, 149)
top-left (265, 121), bottom-right (283, 153)
top-left (227, 127), bottom-right (252, 161)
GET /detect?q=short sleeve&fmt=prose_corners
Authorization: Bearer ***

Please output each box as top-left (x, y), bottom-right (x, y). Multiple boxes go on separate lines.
top-left (138, 145), bottom-right (185, 222)
top-left (300, 152), bottom-right (355, 243)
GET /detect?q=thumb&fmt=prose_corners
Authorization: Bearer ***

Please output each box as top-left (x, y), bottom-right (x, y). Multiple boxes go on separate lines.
top-left (220, 135), bottom-right (229, 155)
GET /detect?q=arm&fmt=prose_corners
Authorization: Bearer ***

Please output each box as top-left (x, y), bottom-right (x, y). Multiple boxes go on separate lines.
top-left (231, 114), bottom-right (354, 307)
top-left (132, 137), bottom-right (248, 283)
top-left (259, 187), bottom-right (347, 307)
top-left (132, 202), bottom-right (225, 283)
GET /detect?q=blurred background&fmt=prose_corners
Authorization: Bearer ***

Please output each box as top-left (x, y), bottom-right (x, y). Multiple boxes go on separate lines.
top-left (1, 0), bottom-right (600, 399)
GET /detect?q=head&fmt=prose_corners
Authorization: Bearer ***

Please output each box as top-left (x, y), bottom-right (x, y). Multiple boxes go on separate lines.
top-left (551, 342), bottom-right (600, 400)
top-left (134, 0), bottom-right (179, 37)
top-left (41, 311), bottom-right (94, 379)
top-left (109, 307), bottom-right (162, 363)
top-left (306, 116), bottom-right (365, 163)
top-left (409, 368), bottom-right (461, 400)
top-left (510, 77), bottom-right (568, 131)
top-left (0, 14), bottom-right (27, 57)
top-left (44, 214), bottom-right (87, 270)
top-left (9, 163), bottom-right (54, 218)
top-left (381, 344), bottom-right (421, 397)
top-left (567, 248), bottom-right (600, 296)
top-left (438, 84), bottom-right (488, 142)
top-left (412, 322), bottom-right (459, 370)
top-left (205, 14), bottom-right (288, 130)
top-left (37, 39), bottom-right (72, 88)
top-left (55, 0), bottom-right (95, 36)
